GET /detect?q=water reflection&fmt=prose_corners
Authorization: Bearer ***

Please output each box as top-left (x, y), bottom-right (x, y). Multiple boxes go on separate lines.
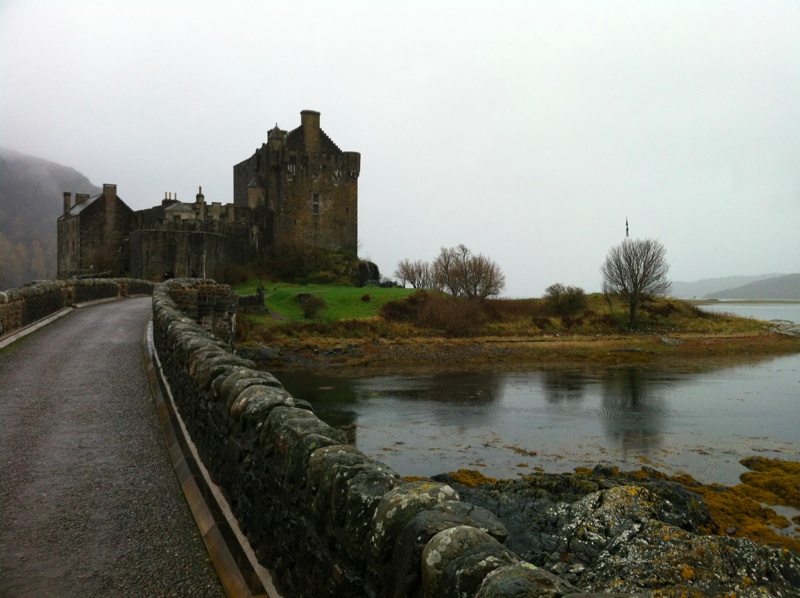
top-left (274, 353), bottom-right (800, 485)
top-left (541, 369), bottom-right (587, 403)
top-left (285, 371), bottom-right (506, 445)
top-left (599, 368), bottom-right (668, 455)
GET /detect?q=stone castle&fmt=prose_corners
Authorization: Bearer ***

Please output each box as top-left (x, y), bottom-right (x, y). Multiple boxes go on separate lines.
top-left (57, 110), bottom-right (360, 281)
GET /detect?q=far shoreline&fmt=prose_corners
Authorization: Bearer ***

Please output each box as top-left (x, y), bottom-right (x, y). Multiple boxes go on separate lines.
top-left (243, 329), bottom-right (800, 371)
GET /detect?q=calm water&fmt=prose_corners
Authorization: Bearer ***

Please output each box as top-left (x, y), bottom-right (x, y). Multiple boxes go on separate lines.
top-left (697, 302), bottom-right (800, 323)
top-left (278, 353), bottom-right (800, 486)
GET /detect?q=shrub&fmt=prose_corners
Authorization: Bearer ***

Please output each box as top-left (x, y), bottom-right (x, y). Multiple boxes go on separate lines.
top-left (380, 291), bottom-right (431, 322)
top-left (544, 283), bottom-right (587, 317)
top-left (221, 263), bottom-right (249, 285)
top-left (418, 295), bottom-right (487, 336)
top-left (483, 298), bottom-right (544, 321)
top-left (264, 244), bottom-right (359, 284)
top-left (380, 291), bottom-right (487, 335)
top-left (301, 296), bottom-right (327, 319)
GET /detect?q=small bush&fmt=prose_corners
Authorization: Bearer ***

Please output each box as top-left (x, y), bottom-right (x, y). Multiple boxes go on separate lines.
top-left (301, 296), bottom-right (327, 319)
top-left (418, 295), bottom-right (487, 336)
top-left (379, 291), bottom-right (487, 335)
top-left (309, 270), bottom-right (338, 284)
top-left (544, 283), bottom-right (587, 317)
top-left (380, 291), bottom-right (431, 322)
top-left (483, 298), bottom-right (544, 321)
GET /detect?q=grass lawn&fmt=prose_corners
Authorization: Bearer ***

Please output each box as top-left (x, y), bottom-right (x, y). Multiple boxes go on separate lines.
top-left (235, 281), bottom-right (416, 322)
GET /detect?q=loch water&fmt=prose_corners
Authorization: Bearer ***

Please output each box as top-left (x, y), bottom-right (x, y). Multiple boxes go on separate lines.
top-left (278, 303), bottom-right (800, 487)
top-left (696, 301), bottom-right (800, 323)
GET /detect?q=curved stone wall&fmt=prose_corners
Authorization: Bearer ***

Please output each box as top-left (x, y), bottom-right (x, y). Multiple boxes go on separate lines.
top-left (152, 279), bottom-right (577, 597)
top-left (0, 278), bottom-right (154, 339)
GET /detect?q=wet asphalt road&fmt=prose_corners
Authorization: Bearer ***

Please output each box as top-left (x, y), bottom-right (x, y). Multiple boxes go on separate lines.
top-left (0, 298), bottom-right (224, 597)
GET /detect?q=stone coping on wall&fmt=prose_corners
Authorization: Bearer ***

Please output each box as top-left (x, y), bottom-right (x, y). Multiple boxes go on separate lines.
top-left (0, 278), bottom-right (155, 348)
top-left (151, 279), bottom-right (592, 598)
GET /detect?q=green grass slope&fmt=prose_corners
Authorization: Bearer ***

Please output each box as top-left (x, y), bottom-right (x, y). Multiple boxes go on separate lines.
top-left (236, 281), bottom-right (416, 322)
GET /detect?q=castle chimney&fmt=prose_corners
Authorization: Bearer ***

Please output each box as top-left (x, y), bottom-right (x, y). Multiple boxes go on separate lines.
top-left (76, 193), bottom-right (89, 205)
top-left (301, 109), bottom-right (321, 153)
top-left (63, 192), bottom-right (72, 215)
top-left (196, 186), bottom-right (206, 219)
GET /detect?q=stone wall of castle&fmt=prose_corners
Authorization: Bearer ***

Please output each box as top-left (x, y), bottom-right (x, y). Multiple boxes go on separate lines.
top-left (57, 185), bottom-right (136, 278)
top-left (57, 214), bottom-right (81, 277)
top-left (130, 219), bottom-right (257, 281)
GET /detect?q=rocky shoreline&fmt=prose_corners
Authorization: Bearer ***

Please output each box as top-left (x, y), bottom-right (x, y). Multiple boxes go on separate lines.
top-left (433, 465), bottom-right (800, 597)
top-left (771, 320), bottom-right (800, 337)
top-left (236, 331), bottom-right (800, 595)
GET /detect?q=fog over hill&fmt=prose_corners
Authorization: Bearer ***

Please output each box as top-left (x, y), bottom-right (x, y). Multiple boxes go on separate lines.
top-left (0, 147), bottom-right (100, 290)
top-left (705, 273), bottom-right (800, 301)
top-left (670, 274), bottom-right (785, 300)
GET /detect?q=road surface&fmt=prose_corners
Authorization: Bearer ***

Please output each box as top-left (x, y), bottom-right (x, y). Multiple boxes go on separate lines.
top-left (0, 297), bottom-right (223, 597)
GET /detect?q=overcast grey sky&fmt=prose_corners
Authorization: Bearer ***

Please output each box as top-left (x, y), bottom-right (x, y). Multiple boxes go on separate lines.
top-left (2, 0), bottom-right (798, 296)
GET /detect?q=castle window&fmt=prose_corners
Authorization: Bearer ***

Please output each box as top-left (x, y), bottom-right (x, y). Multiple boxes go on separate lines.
top-left (312, 193), bottom-right (320, 215)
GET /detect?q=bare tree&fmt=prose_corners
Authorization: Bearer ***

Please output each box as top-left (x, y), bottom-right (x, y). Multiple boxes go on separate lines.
top-left (600, 238), bottom-right (671, 325)
top-left (432, 244), bottom-right (506, 299)
top-left (394, 258), bottom-right (434, 289)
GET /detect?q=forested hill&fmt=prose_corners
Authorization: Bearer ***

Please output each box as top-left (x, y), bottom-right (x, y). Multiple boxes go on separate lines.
top-left (0, 148), bottom-right (100, 290)
top-left (705, 273), bottom-right (800, 301)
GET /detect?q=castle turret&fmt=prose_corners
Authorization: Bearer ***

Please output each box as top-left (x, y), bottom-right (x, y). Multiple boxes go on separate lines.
top-left (344, 151), bottom-right (361, 177)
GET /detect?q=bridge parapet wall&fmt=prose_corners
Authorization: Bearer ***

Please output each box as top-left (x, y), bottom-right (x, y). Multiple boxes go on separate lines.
top-left (152, 279), bottom-right (572, 597)
top-left (0, 278), bottom-right (155, 339)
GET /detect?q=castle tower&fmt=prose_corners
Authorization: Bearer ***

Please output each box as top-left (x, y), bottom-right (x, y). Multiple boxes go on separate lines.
top-left (231, 110), bottom-right (360, 254)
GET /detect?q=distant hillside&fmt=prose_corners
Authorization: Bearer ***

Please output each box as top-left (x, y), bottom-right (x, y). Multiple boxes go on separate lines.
top-left (705, 273), bottom-right (800, 301)
top-left (670, 274), bottom-right (784, 299)
top-left (0, 148), bottom-right (100, 290)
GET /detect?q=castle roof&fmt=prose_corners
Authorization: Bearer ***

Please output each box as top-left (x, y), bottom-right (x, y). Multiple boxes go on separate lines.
top-left (164, 202), bottom-right (196, 214)
top-left (63, 193), bottom-right (102, 217)
top-left (61, 192), bottom-right (134, 219)
top-left (285, 126), bottom-right (343, 154)
top-left (247, 174), bottom-right (265, 189)
top-left (268, 124), bottom-right (286, 140)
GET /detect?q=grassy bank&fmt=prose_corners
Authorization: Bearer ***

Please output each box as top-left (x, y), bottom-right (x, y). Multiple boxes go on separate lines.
top-left (237, 281), bottom-right (415, 321)
top-left (234, 281), bottom-right (799, 367)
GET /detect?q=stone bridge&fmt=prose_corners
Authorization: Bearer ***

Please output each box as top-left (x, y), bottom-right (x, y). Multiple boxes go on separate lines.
top-left (0, 279), bottom-right (571, 598)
